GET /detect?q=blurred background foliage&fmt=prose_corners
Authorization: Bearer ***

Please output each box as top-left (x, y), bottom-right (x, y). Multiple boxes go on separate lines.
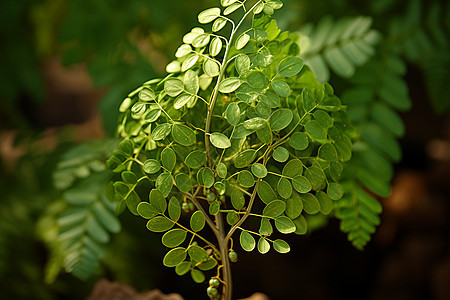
top-left (0, 0), bottom-right (449, 299)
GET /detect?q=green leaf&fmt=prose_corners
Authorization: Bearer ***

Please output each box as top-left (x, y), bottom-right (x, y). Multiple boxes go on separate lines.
top-left (263, 200), bottom-right (286, 218)
top-left (175, 173), bottom-right (193, 193)
top-left (212, 18), bottom-right (227, 32)
top-left (259, 90), bottom-right (280, 108)
top-left (234, 149), bottom-right (256, 168)
top-left (251, 163), bottom-right (267, 178)
top-left (224, 2), bottom-right (241, 15)
top-left (259, 218), bottom-right (273, 235)
top-left (131, 102), bottom-right (146, 118)
top-left (269, 108), bottom-right (293, 131)
top-left (282, 159), bottom-right (303, 178)
top-left (202, 167), bottom-right (215, 188)
top-left (316, 191), bottom-right (333, 214)
top-left (324, 47), bottom-right (355, 78)
top-left (227, 211), bottom-right (239, 225)
top-left (184, 70), bottom-right (199, 95)
top-left (191, 269), bottom-right (205, 283)
top-left (278, 57), bottom-right (304, 77)
top-left (163, 247), bottom-right (187, 267)
top-left (362, 123), bottom-right (401, 161)
top-left (285, 193), bottom-right (303, 219)
top-left (143, 159), bottom-right (161, 174)
top-left (181, 53), bottom-right (199, 72)
top-left (125, 191), bottom-right (140, 216)
top-left (327, 182), bottom-right (344, 199)
top-left (121, 171), bottom-right (137, 184)
top-left (118, 139), bottom-right (134, 156)
top-left (174, 93), bottom-right (195, 109)
top-left (156, 172), bottom-right (173, 197)
top-left (318, 143), bottom-right (338, 161)
top-left (214, 181), bottom-right (227, 195)
top-left (257, 49), bottom-right (274, 67)
top-left (236, 54), bottom-right (251, 76)
top-left (258, 237), bottom-right (271, 254)
top-left (145, 109), bottom-right (161, 123)
top-left (305, 120), bottom-right (327, 140)
top-left (149, 189), bottom-right (167, 214)
top-left (221, 0), bottom-right (237, 7)
top-left (190, 211), bottom-right (205, 232)
top-left (199, 74), bottom-right (213, 90)
top-left (217, 162), bottom-right (227, 178)
top-left (219, 77), bottom-right (242, 93)
top-left (243, 117), bottom-right (267, 131)
top-left (198, 258), bottom-right (217, 271)
top-left (210, 133), bottom-right (231, 149)
top-left (277, 177), bottom-right (292, 199)
top-left (240, 231), bottom-right (256, 251)
top-left (166, 60), bottom-right (181, 73)
top-left (93, 202), bottom-right (121, 233)
top-left (139, 88), bottom-right (156, 101)
top-left (209, 37), bottom-right (223, 57)
top-left (152, 123), bottom-right (172, 141)
top-left (185, 150), bottom-right (206, 169)
top-left (175, 261), bottom-right (191, 275)
top-left (198, 7), bottom-right (221, 24)
top-left (87, 216), bottom-right (109, 243)
top-left (225, 102), bottom-right (241, 126)
top-left (275, 216), bottom-right (296, 234)
top-left (273, 239), bottom-right (290, 253)
top-left (293, 215), bottom-right (308, 235)
top-left (168, 197), bottom-right (181, 222)
top-left (246, 71), bottom-right (269, 89)
top-left (146, 216), bottom-right (174, 232)
top-left (313, 110), bottom-right (333, 128)
top-left (165, 79), bottom-right (184, 97)
top-left (236, 33), bottom-right (250, 50)
top-left (271, 81), bottom-right (290, 97)
top-left (138, 202), bottom-right (158, 219)
top-left (256, 126), bottom-right (272, 144)
top-left (301, 193), bottom-right (320, 214)
top-left (238, 170), bottom-right (255, 188)
top-left (172, 124), bottom-right (196, 146)
top-left (230, 188), bottom-right (245, 210)
top-left (289, 132), bottom-right (309, 150)
top-left (162, 229), bottom-right (187, 248)
top-left (204, 59), bottom-right (220, 77)
top-left (301, 89), bottom-right (317, 112)
top-left (188, 245), bottom-right (208, 262)
top-left (304, 166), bottom-right (325, 190)
top-left (257, 180), bottom-right (277, 204)
top-left (209, 200), bottom-right (220, 215)
top-left (175, 44), bottom-right (192, 58)
top-left (273, 147), bottom-right (289, 162)
top-left (161, 148), bottom-right (176, 172)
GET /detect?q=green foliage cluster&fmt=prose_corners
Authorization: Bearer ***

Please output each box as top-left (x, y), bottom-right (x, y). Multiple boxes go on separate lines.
top-left (106, 0), bottom-right (354, 298)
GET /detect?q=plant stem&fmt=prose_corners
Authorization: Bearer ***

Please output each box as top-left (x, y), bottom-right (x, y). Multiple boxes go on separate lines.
top-left (216, 212), bottom-right (232, 300)
top-left (202, 2), bottom-right (263, 299)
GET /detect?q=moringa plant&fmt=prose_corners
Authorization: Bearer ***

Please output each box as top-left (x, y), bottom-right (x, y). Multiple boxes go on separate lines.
top-left (106, 0), bottom-right (355, 299)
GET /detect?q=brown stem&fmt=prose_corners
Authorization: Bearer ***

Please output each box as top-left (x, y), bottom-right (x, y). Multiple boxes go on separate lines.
top-left (217, 212), bottom-right (232, 300)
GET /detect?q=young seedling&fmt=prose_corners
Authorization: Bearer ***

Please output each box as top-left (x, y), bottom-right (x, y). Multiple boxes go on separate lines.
top-left (107, 0), bottom-right (353, 299)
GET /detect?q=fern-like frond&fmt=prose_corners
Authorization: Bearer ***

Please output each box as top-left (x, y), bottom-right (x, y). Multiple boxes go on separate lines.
top-left (386, 0), bottom-right (450, 113)
top-left (298, 16), bottom-right (381, 82)
top-left (45, 140), bottom-right (121, 281)
top-left (57, 172), bottom-right (120, 280)
top-left (335, 52), bottom-right (411, 249)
